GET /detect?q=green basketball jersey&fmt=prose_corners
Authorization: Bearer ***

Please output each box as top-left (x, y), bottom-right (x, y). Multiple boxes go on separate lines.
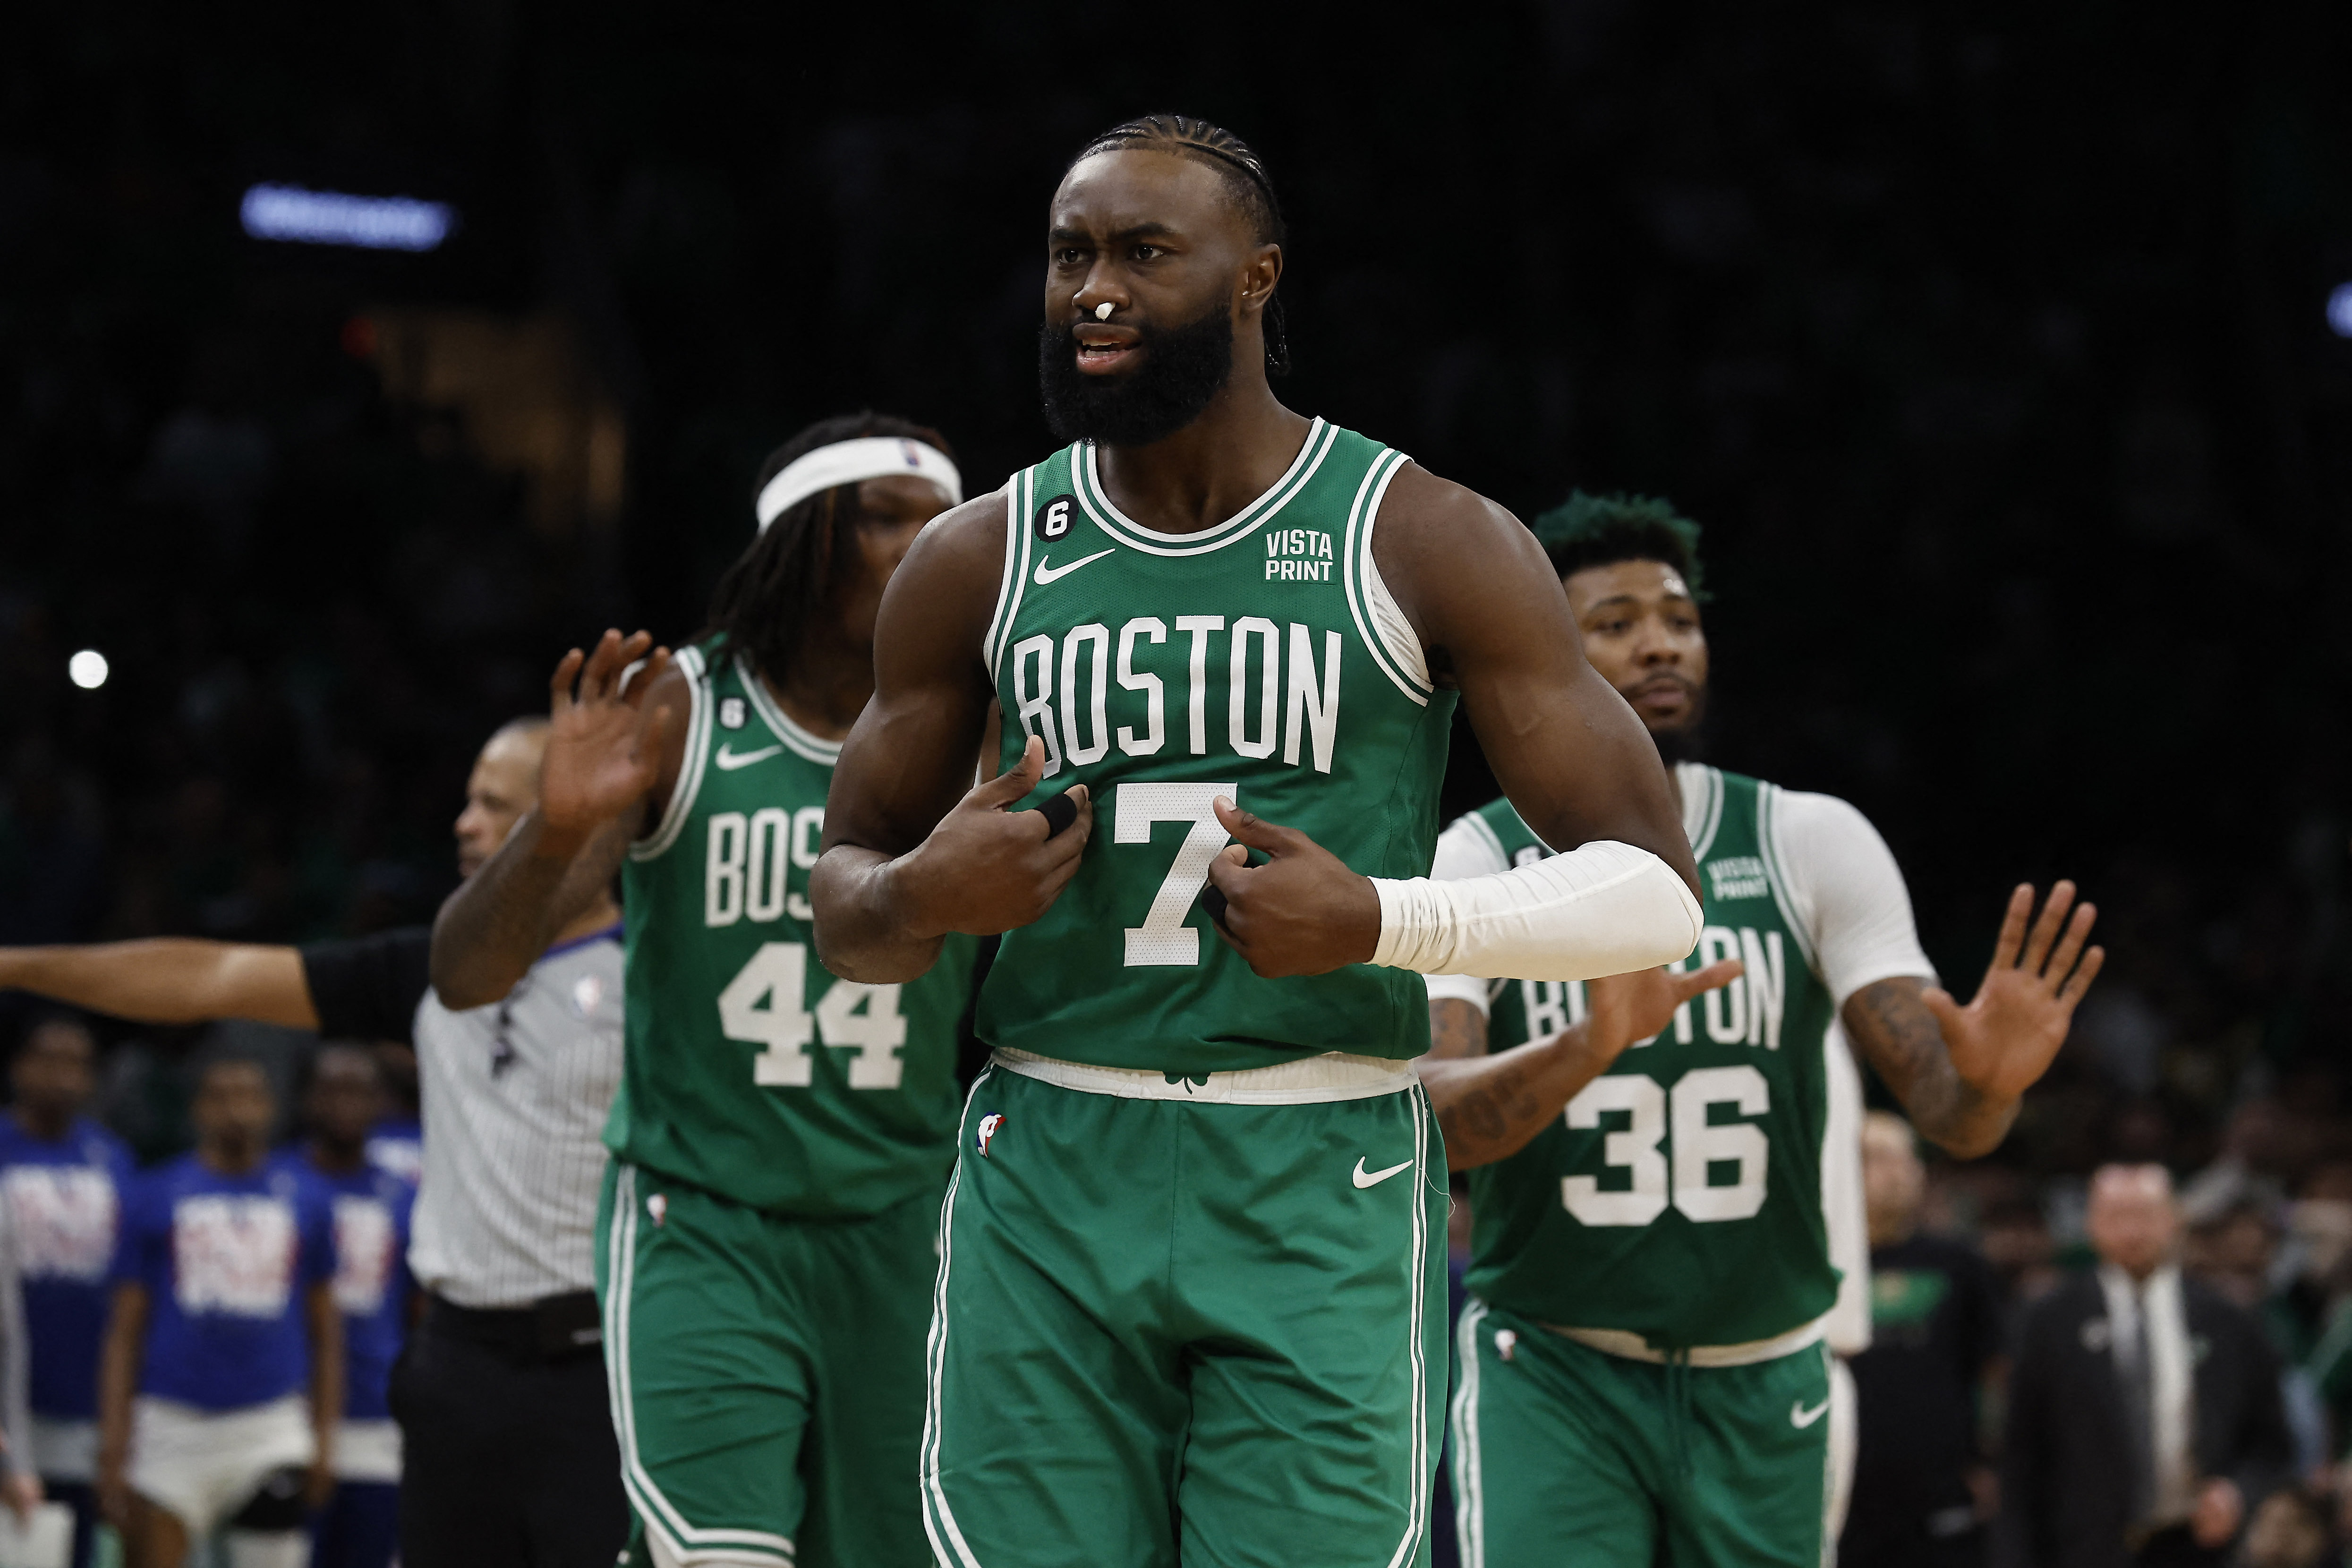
top-left (978, 420), bottom-right (1457, 1077)
top-left (1461, 767), bottom-right (1841, 1347)
top-left (606, 642), bottom-right (978, 1217)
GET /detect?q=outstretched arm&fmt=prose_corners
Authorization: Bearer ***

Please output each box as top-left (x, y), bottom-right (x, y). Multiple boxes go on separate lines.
top-left (1845, 882), bottom-right (2102, 1159)
top-left (430, 631), bottom-right (677, 1009)
top-left (812, 498), bottom-right (1093, 984)
top-left (1419, 962), bottom-right (1742, 1169)
top-left (0, 941), bottom-right (315, 1027)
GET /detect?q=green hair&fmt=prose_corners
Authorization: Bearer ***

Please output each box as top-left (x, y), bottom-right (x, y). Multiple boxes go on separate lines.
top-left (1526, 491), bottom-right (1707, 600)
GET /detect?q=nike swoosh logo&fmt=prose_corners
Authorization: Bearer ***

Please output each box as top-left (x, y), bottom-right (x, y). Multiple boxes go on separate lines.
top-left (714, 743), bottom-right (784, 770)
top-left (1352, 1157), bottom-right (1413, 1190)
top-left (1790, 1398), bottom-right (1831, 1429)
top-left (1033, 548), bottom-right (1116, 586)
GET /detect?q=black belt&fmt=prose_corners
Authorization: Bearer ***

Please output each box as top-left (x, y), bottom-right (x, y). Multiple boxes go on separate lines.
top-left (426, 1290), bottom-right (603, 1363)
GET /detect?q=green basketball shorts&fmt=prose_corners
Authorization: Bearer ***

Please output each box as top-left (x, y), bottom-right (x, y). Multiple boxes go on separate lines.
top-left (922, 1053), bottom-right (1449, 1568)
top-left (1449, 1300), bottom-right (1833, 1568)
top-left (597, 1162), bottom-right (943, 1568)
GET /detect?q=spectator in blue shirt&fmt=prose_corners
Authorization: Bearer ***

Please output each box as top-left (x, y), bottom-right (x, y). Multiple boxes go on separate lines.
top-left (97, 1053), bottom-right (342, 1568)
top-left (281, 1044), bottom-right (411, 1568)
top-left (0, 1014), bottom-right (130, 1568)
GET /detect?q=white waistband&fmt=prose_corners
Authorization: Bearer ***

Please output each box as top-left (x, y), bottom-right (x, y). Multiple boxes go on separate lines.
top-left (1542, 1315), bottom-right (1827, 1368)
top-left (990, 1047), bottom-right (1418, 1104)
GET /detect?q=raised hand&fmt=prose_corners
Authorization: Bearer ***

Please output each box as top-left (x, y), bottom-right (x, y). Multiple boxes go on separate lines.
top-left (1203, 797), bottom-right (1381, 977)
top-left (894, 736), bottom-right (1092, 937)
top-left (541, 630), bottom-right (673, 840)
top-left (1583, 957), bottom-right (1746, 1063)
top-left (1924, 881), bottom-right (2103, 1103)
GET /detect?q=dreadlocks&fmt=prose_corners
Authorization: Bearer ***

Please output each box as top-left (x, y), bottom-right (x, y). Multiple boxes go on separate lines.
top-left (1526, 491), bottom-right (1709, 599)
top-left (701, 412), bottom-right (954, 689)
top-left (1069, 114), bottom-right (1293, 376)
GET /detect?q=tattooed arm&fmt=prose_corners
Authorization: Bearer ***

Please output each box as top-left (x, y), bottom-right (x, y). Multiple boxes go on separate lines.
top-left (1418, 962), bottom-right (1740, 1170)
top-left (1841, 884), bottom-right (2103, 1159)
top-left (430, 632), bottom-right (679, 1009)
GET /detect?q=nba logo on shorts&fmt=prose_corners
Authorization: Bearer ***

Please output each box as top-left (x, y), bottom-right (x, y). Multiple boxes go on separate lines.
top-left (718, 697), bottom-right (746, 730)
top-left (975, 1114), bottom-right (1006, 1157)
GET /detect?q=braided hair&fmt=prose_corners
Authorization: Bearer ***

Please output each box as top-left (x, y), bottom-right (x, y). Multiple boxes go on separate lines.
top-left (700, 411), bottom-right (954, 688)
top-left (1069, 114), bottom-right (1293, 376)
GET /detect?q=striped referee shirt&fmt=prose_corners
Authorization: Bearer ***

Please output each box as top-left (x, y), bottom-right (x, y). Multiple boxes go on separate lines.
top-left (301, 924), bottom-right (625, 1309)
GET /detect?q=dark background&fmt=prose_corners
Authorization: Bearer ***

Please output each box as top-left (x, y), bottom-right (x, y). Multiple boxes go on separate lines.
top-left (4, 0), bottom-right (2352, 1175)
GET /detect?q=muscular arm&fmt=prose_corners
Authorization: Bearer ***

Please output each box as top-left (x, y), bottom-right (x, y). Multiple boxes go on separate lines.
top-left (1378, 467), bottom-right (1699, 896)
top-left (813, 497), bottom-right (1092, 984)
top-left (0, 941), bottom-right (315, 1028)
top-left (1843, 978), bottom-right (2015, 1158)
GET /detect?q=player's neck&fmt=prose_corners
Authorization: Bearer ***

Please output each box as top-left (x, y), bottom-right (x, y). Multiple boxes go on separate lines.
top-left (550, 893), bottom-right (624, 950)
top-left (760, 647), bottom-right (871, 743)
top-left (1094, 376), bottom-right (1310, 537)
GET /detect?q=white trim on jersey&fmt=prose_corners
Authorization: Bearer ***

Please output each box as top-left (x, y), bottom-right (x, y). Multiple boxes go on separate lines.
top-left (1342, 448), bottom-right (1432, 706)
top-left (980, 474), bottom-right (1029, 679)
top-left (1678, 760), bottom-right (1726, 861)
top-left (735, 656), bottom-right (842, 766)
top-left (632, 645), bottom-right (711, 862)
top-left (1073, 420), bottom-right (1335, 556)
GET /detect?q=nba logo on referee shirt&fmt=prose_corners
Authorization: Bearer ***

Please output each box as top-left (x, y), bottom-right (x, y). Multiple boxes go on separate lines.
top-left (976, 1114), bottom-right (1006, 1157)
top-left (718, 697), bottom-right (746, 730)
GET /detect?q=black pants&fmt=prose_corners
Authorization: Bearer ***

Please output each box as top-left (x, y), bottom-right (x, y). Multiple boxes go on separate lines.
top-left (390, 1298), bottom-right (629, 1568)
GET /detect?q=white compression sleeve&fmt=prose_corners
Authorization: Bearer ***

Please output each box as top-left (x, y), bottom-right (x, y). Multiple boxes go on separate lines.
top-left (1371, 839), bottom-right (1702, 980)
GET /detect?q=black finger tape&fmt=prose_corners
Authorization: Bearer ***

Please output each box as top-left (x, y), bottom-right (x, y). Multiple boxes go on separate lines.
top-left (1199, 885), bottom-right (1230, 931)
top-left (1036, 792), bottom-right (1079, 838)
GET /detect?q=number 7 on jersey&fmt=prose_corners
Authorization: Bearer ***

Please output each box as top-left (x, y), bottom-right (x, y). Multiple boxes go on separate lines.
top-left (1114, 782), bottom-right (1238, 967)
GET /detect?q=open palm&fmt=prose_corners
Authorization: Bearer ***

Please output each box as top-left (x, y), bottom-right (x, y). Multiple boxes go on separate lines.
top-left (1928, 881), bottom-right (2104, 1102)
top-left (542, 630), bottom-right (673, 835)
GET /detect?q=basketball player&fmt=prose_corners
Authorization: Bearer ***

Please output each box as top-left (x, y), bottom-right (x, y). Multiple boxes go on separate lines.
top-left (435, 414), bottom-right (980, 1568)
top-left (1422, 494), bottom-right (2103, 1567)
top-left (807, 117), bottom-right (1704, 1568)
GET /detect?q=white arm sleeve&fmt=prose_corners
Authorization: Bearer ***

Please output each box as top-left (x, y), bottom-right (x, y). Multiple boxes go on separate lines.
top-left (1374, 839), bottom-right (1702, 981)
top-left (1420, 816), bottom-right (1511, 1014)
top-left (1772, 790), bottom-right (1936, 1005)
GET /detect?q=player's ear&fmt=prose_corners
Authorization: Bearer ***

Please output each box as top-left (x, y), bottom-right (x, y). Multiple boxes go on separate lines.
top-left (1241, 243), bottom-right (1282, 307)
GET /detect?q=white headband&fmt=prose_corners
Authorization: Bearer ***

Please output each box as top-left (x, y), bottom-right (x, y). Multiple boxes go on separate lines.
top-left (755, 436), bottom-right (963, 530)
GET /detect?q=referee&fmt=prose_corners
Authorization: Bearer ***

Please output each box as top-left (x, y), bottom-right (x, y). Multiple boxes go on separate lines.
top-left (0, 718), bottom-right (633, 1568)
